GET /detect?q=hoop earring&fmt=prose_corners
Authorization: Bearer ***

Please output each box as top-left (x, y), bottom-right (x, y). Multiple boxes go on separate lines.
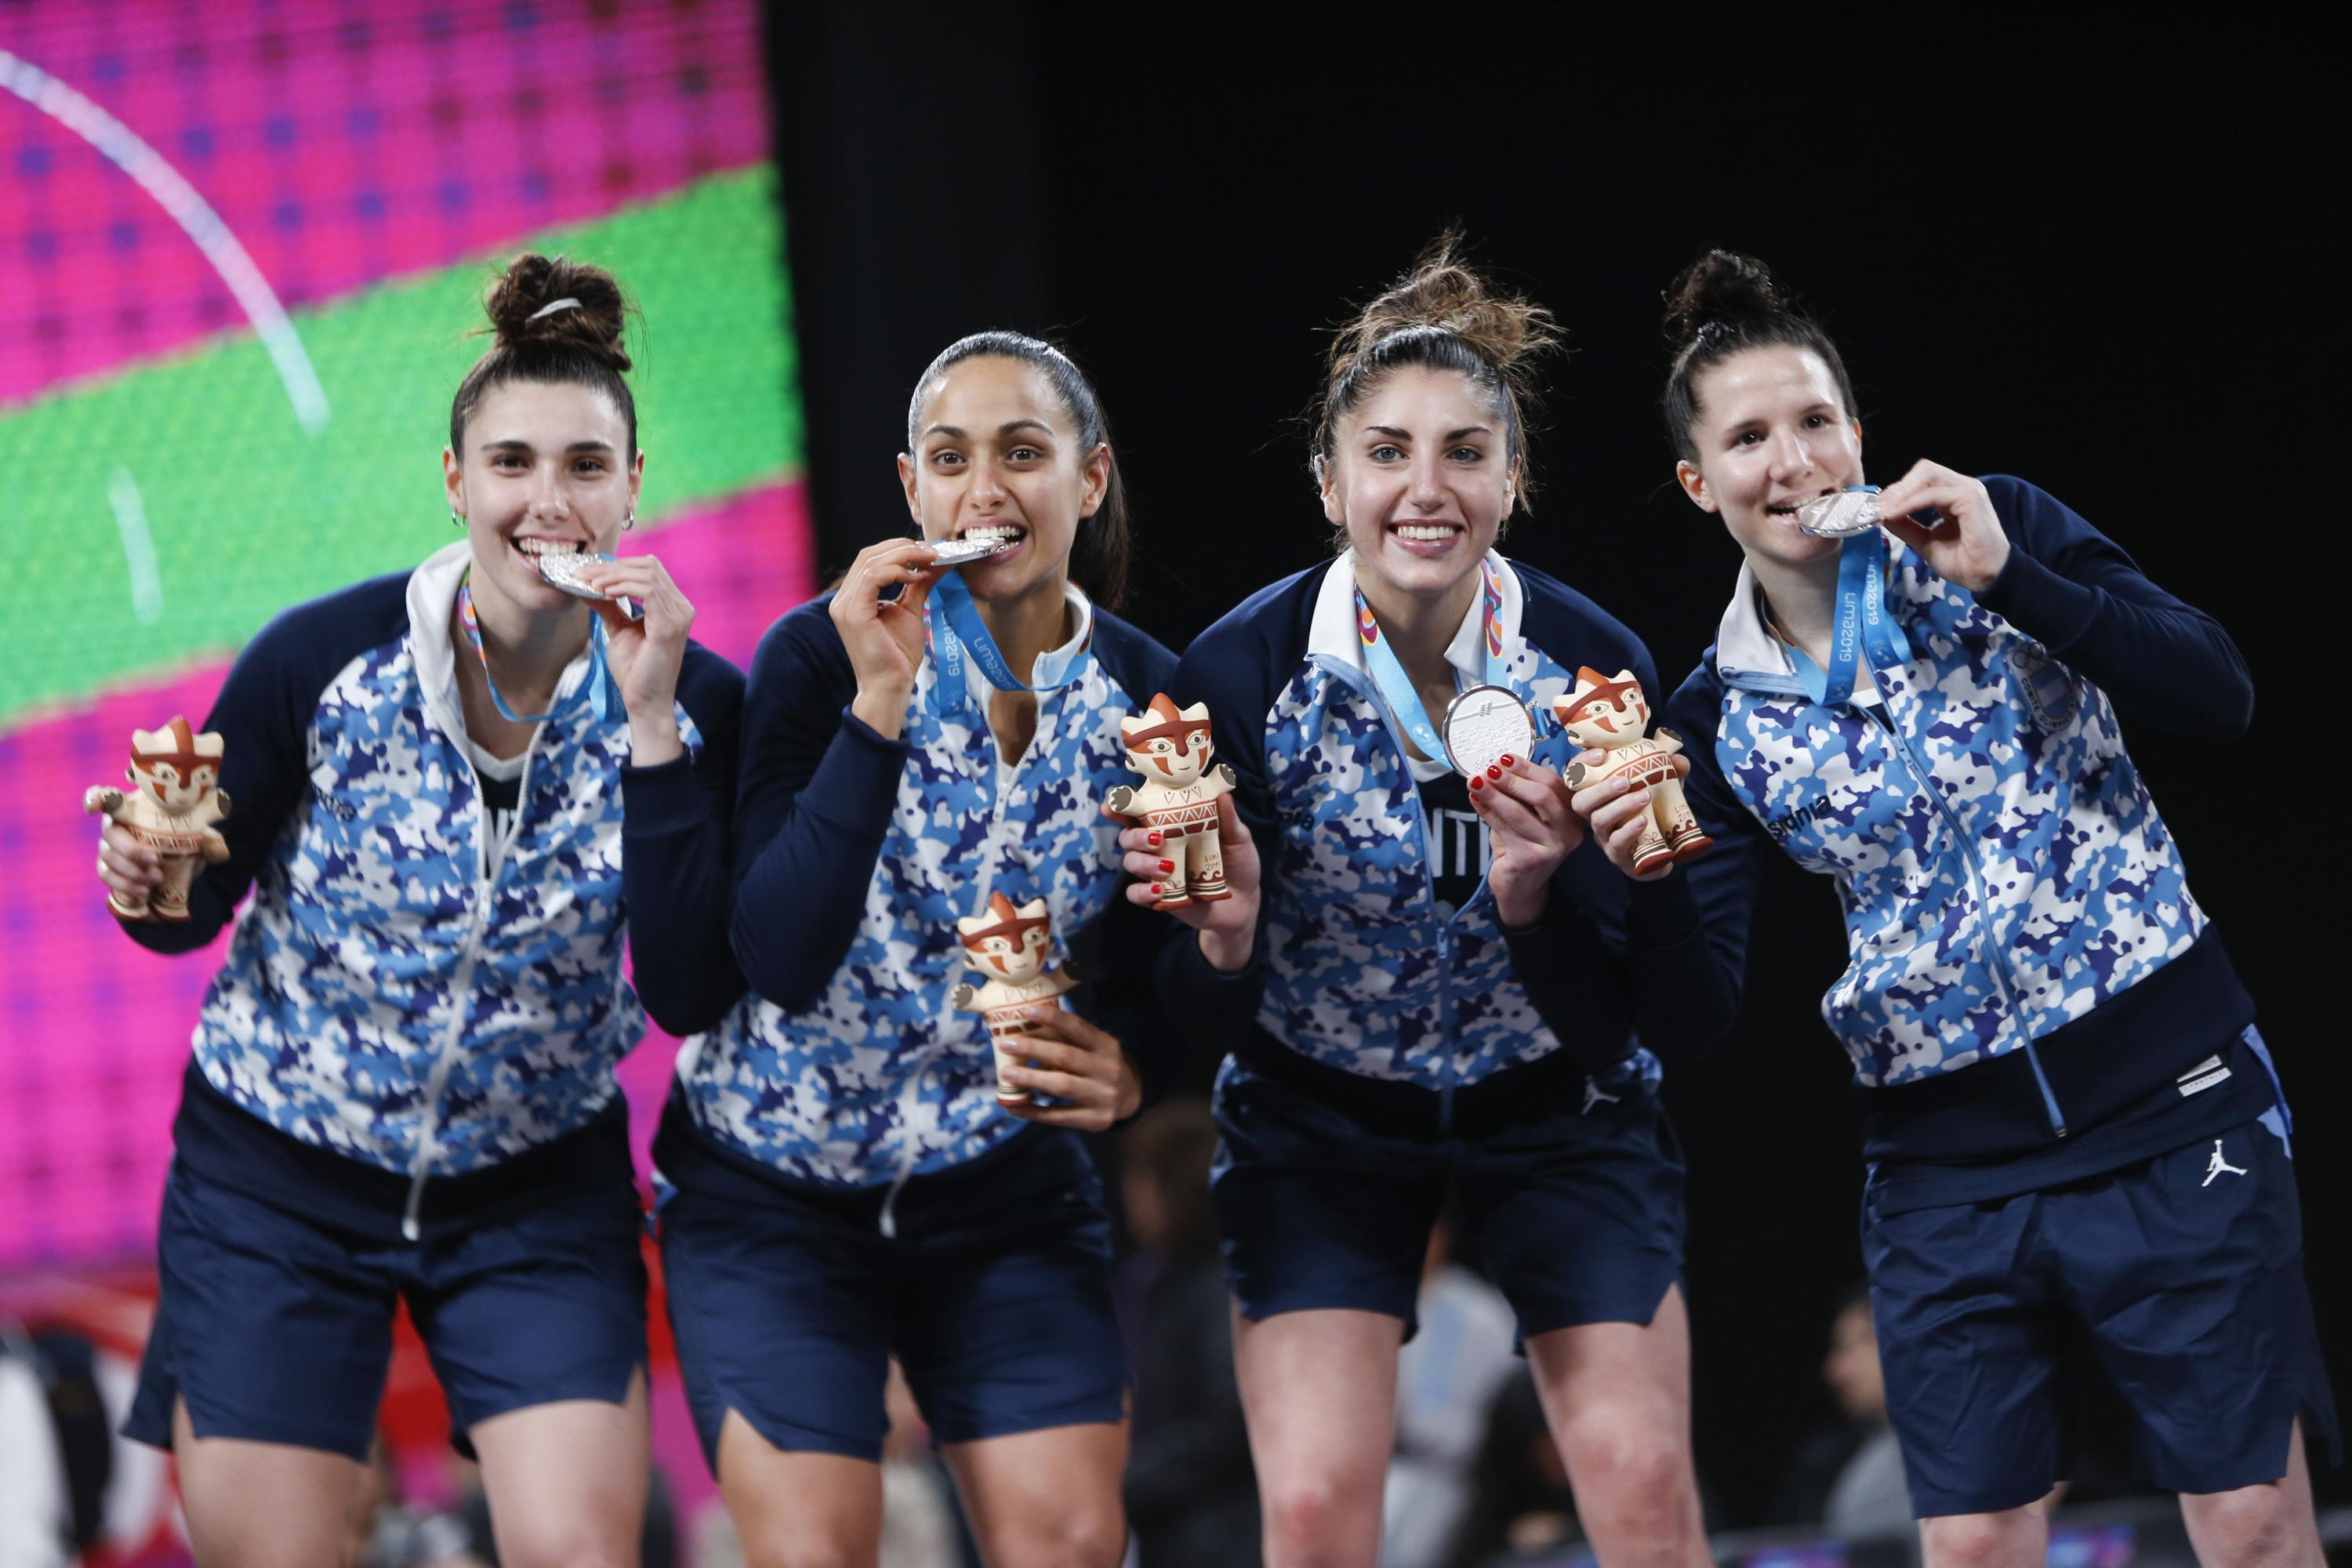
top-left (622, 510), bottom-right (635, 531)
top-left (451, 511), bottom-right (464, 528)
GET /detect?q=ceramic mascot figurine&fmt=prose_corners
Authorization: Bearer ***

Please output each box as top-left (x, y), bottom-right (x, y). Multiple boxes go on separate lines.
top-left (1104, 694), bottom-right (1236, 910)
top-left (1554, 667), bottom-right (1712, 877)
top-left (951, 891), bottom-right (1077, 1107)
top-left (83, 716), bottom-right (231, 922)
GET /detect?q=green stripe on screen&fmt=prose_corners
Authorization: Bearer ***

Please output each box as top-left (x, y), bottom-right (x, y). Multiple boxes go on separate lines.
top-left (2, 165), bottom-right (800, 724)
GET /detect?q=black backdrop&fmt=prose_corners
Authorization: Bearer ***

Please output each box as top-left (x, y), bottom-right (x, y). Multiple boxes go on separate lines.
top-left (773, 11), bottom-right (2339, 1519)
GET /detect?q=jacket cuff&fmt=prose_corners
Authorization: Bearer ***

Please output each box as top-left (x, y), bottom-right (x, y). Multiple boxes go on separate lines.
top-left (619, 753), bottom-right (704, 836)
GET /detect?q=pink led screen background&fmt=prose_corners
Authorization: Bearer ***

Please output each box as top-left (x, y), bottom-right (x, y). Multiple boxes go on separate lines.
top-left (0, 0), bottom-right (812, 1273)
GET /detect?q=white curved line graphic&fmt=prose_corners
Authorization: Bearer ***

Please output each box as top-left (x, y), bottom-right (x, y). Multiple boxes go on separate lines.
top-left (0, 48), bottom-right (330, 433)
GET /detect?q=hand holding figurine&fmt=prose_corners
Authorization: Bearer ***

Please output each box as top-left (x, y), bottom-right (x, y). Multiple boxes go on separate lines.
top-left (84, 717), bottom-right (231, 921)
top-left (1109, 792), bottom-right (1261, 970)
top-left (1102, 695), bottom-right (1236, 911)
top-left (995, 1007), bottom-right (1142, 1131)
top-left (951, 892), bottom-right (1078, 1109)
top-left (1554, 668), bottom-right (1711, 882)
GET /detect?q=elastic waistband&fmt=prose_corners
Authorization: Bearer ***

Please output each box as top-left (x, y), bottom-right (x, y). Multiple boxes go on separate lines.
top-left (1233, 1034), bottom-right (1594, 1142)
top-left (173, 1058), bottom-right (635, 1241)
top-left (1857, 928), bottom-right (2256, 1163)
top-left (652, 1087), bottom-right (1083, 1230)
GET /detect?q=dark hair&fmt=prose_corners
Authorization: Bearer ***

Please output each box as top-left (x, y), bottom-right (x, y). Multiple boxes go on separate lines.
top-left (906, 330), bottom-right (1132, 610)
top-left (449, 252), bottom-right (637, 459)
top-left (1661, 249), bottom-right (1857, 462)
top-left (1315, 234), bottom-right (1560, 529)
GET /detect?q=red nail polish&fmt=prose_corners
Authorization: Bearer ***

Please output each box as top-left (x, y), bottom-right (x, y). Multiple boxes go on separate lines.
top-left (1146, 830), bottom-right (1162, 847)
top-left (1469, 775), bottom-right (1483, 793)
top-left (1159, 858), bottom-right (1175, 873)
top-left (1486, 764), bottom-right (1502, 781)
top-left (1500, 753), bottom-right (1515, 767)
top-left (1149, 882), bottom-right (1163, 895)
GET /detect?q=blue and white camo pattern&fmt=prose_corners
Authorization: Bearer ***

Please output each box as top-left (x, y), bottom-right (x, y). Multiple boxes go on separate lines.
top-left (1253, 556), bottom-right (1642, 1091)
top-left (194, 597), bottom-right (697, 1175)
top-left (1711, 539), bottom-right (2205, 1087)
top-left (681, 647), bottom-right (1150, 1188)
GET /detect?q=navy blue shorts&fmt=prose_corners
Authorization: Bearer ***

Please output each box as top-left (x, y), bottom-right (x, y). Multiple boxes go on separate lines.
top-left (1210, 1051), bottom-right (1685, 1340)
top-left (125, 1162), bottom-right (648, 1462)
top-left (1866, 1114), bottom-right (2339, 1516)
top-left (658, 1118), bottom-right (1126, 1467)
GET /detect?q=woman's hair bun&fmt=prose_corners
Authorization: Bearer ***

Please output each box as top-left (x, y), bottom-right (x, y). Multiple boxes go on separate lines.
top-left (1334, 231), bottom-right (1559, 387)
top-left (482, 252), bottom-right (633, 372)
top-left (1661, 249), bottom-right (1791, 356)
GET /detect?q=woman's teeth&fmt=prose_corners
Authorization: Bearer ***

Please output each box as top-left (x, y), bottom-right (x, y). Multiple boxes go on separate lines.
top-left (514, 537), bottom-right (578, 556)
top-left (960, 524), bottom-right (1023, 543)
top-left (1394, 525), bottom-right (1458, 543)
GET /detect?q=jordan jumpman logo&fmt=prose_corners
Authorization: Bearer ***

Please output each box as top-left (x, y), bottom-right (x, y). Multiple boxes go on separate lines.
top-left (2201, 1139), bottom-right (2248, 1187)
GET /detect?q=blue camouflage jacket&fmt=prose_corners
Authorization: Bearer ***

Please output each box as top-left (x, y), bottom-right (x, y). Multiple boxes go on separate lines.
top-left (132, 541), bottom-right (743, 1229)
top-left (1162, 552), bottom-right (1740, 1124)
top-left (1665, 475), bottom-right (2261, 1171)
top-left (672, 585), bottom-right (1179, 1189)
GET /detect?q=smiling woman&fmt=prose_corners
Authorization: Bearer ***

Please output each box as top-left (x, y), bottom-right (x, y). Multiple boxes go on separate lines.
top-left (1643, 248), bottom-right (2334, 1561)
top-left (84, 250), bottom-right (748, 1568)
top-left (650, 329), bottom-right (1180, 1568)
top-left (1144, 237), bottom-right (1741, 1568)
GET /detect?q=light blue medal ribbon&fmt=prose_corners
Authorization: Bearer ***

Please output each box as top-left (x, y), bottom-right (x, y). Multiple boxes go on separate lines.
top-left (1779, 533), bottom-right (1915, 706)
top-left (923, 569), bottom-right (1094, 717)
top-left (1353, 557), bottom-right (1512, 758)
top-left (456, 576), bottom-right (617, 724)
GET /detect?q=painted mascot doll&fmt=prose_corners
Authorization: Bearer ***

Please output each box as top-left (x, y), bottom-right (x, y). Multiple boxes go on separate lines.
top-left (1555, 667), bottom-right (1711, 877)
top-left (951, 891), bottom-right (1077, 1107)
top-left (1104, 693), bottom-right (1236, 909)
top-left (83, 716), bottom-right (231, 921)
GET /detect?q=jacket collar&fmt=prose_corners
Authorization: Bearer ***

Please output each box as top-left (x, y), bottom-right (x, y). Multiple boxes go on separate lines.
top-left (1305, 547), bottom-right (1526, 688)
top-left (408, 539), bottom-right (604, 744)
top-left (1711, 544), bottom-right (1896, 705)
top-left (951, 580), bottom-right (1093, 709)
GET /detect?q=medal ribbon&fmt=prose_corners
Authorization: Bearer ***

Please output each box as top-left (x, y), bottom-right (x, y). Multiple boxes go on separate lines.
top-left (1779, 532), bottom-right (1915, 706)
top-left (924, 569), bottom-right (1094, 716)
top-left (1353, 556), bottom-right (1512, 759)
top-left (457, 575), bottom-right (615, 724)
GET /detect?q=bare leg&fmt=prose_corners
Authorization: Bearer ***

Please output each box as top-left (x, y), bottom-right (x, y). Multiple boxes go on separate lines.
top-left (2178, 1421), bottom-right (2325, 1568)
top-left (1918, 1491), bottom-right (2058, 1568)
top-left (468, 1366), bottom-right (651, 1568)
top-left (713, 1408), bottom-right (884, 1568)
top-left (1524, 1285), bottom-right (1711, 1568)
top-left (172, 1396), bottom-right (367, 1568)
top-left (942, 1420), bottom-right (1129, 1568)
top-left (1233, 1306), bottom-right (1405, 1568)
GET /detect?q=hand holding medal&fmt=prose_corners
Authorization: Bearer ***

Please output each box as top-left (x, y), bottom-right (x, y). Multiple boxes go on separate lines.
top-left (563, 552), bottom-right (696, 768)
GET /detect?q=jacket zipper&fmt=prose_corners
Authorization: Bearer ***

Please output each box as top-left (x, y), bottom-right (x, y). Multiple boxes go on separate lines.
top-left (1860, 693), bottom-right (2067, 1137)
top-left (1312, 655), bottom-right (1475, 1134)
top-left (401, 728), bottom-right (542, 1240)
top-left (880, 697), bottom-right (1040, 1238)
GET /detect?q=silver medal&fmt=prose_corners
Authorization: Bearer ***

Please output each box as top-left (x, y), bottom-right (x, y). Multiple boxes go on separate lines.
top-left (535, 551), bottom-right (644, 620)
top-left (1795, 488), bottom-right (1882, 539)
top-left (925, 533), bottom-right (1022, 567)
top-left (1440, 684), bottom-right (1535, 780)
